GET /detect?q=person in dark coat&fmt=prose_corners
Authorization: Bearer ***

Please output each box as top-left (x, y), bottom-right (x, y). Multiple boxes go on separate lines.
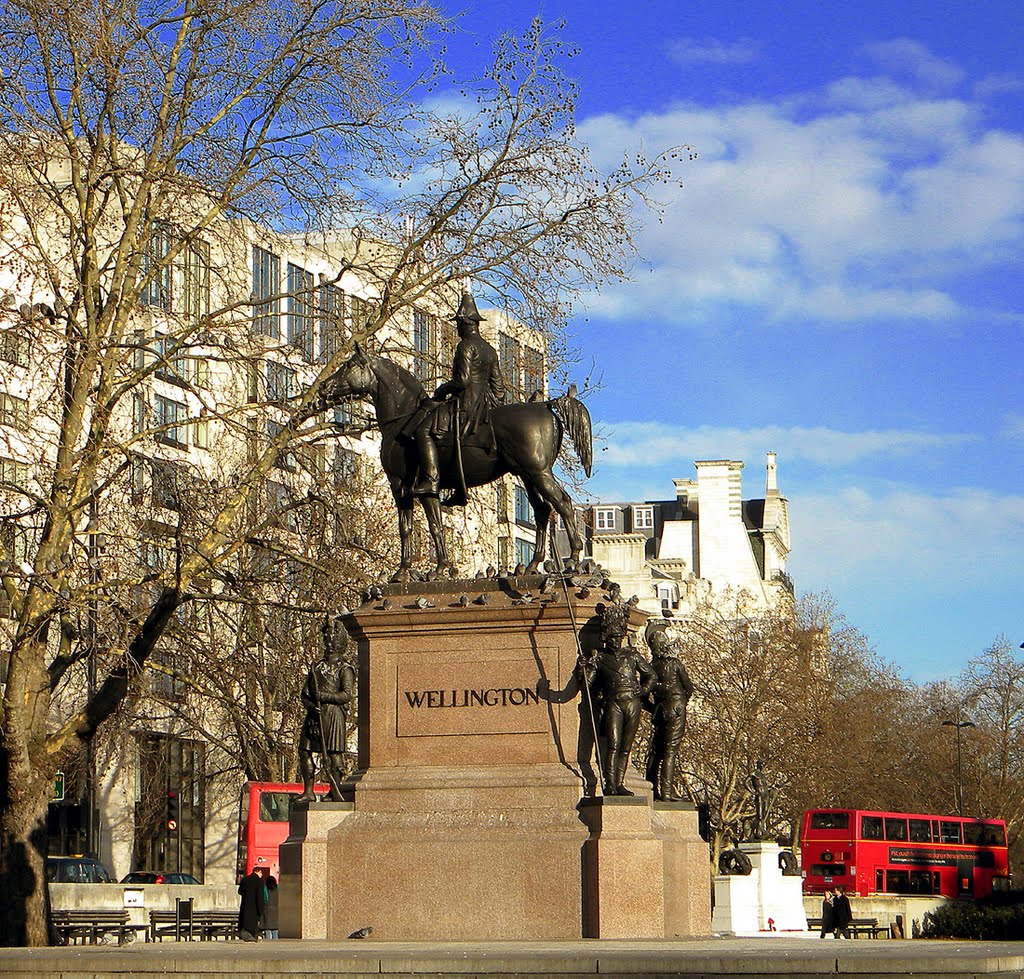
top-left (832, 884), bottom-right (853, 938)
top-left (237, 867), bottom-right (266, 941)
top-left (262, 873), bottom-right (279, 940)
top-left (819, 888), bottom-right (835, 938)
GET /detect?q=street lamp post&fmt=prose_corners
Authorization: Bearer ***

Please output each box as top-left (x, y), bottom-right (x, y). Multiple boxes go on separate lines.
top-left (941, 717), bottom-right (976, 816)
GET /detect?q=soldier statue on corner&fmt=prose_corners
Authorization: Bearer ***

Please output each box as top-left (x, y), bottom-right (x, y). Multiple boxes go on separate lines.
top-left (579, 598), bottom-right (654, 796)
top-left (411, 291), bottom-right (505, 507)
top-left (644, 628), bottom-right (694, 802)
top-left (297, 615), bottom-right (355, 802)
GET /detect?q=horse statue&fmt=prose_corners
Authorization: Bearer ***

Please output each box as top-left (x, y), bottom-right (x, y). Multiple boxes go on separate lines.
top-left (306, 344), bottom-right (592, 581)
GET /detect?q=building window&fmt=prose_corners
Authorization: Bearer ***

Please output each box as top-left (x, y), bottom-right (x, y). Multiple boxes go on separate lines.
top-left (514, 537), bottom-right (535, 568)
top-left (267, 480), bottom-right (298, 532)
top-left (0, 521), bottom-right (31, 566)
top-left (633, 506), bottom-right (654, 530)
top-left (514, 484), bottom-right (533, 527)
top-left (154, 333), bottom-right (188, 385)
top-left (193, 415), bottom-right (209, 449)
top-left (523, 346), bottom-right (544, 399)
top-left (286, 264), bottom-right (314, 359)
top-left (412, 309), bottom-right (435, 381)
top-left (268, 420), bottom-right (297, 472)
top-left (0, 329), bottom-right (30, 367)
top-left (139, 536), bottom-right (173, 571)
top-left (350, 295), bottom-right (374, 335)
top-left (153, 394), bottom-right (187, 447)
top-left (499, 333), bottom-right (521, 397)
top-left (333, 446), bottom-right (358, 485)
top-left (318, 283), bottom-right (345, 364)
top-left (141, 222), bottom-right (173, 310)
top-left (0, 393), bottom-right (28, 430)
top-left (266, 361), bottom-right (297, 402)
top-left (0, 456), bottom-right (30, 491)
top-left (151, 460), bottom-right (181, 511)
top-left (594, 508), bottom-right (616, 531)
top-left (252, 245), bottom-right (281, 337)
top-left (181, 237), bottom-right (210, 323)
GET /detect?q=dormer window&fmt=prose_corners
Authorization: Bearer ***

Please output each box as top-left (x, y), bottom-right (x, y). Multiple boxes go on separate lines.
top-left (595, 508), bottom-right (616, 531)
top-left (633, 506), bottom-right (654, 530)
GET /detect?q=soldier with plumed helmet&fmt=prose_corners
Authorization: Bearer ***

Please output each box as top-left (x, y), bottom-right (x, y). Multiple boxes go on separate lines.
top-left (579, 597), bottom-right (655, 796)
top-left (644, 627), bottom-right (694, 801)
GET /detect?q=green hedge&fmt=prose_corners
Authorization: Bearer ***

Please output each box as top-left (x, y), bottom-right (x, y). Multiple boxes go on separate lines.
top-left (921, 900), bottom-right (1024, 940)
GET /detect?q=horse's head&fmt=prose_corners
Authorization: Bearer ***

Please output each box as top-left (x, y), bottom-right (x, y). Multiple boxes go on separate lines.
top-left (325, 342), bottom-right (377, 402)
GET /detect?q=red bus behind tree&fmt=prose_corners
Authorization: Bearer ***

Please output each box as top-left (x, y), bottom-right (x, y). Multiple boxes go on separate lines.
top-left (801, 808), bottom-right (1010, 899)
top-left (236, 781), bottom-right (329, 882)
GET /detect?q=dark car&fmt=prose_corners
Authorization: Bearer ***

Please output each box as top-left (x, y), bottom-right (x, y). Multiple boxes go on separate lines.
top-left (121, 871), bottom-right (200, 885)
top-left (46, 856), bottom-right (114, 883)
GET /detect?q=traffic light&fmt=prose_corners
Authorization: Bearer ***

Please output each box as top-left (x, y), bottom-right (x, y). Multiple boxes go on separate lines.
top-left (166, 789), bottom-right (180, 832)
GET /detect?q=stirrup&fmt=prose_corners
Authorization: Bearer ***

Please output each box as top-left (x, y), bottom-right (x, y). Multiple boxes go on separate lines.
top-left (442, 491), bottom-right (468, 508)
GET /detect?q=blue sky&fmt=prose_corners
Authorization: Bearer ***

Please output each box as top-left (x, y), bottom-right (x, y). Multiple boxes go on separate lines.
top-left (447, 0), bottom-right (1023, 681)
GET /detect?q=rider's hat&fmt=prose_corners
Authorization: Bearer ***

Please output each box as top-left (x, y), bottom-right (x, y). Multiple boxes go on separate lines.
top-left (452, 291), bottom-right (485, 323)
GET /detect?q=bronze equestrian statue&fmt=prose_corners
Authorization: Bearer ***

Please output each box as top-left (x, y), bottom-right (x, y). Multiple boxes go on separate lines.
top-left (412, 292), bottom-right (506, 506)
top-left (305, 296), bottom-right (592, 580)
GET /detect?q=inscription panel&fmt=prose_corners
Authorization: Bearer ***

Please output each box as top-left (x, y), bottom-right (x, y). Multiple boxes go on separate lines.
top-left (396, 658), bottom-right (552, 738)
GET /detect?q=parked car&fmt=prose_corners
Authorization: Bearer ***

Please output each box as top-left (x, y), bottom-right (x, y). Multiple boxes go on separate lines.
top-left (46, 855), bottom-right (113, 883)
top-left (121, 871), bottom-right (200, 885)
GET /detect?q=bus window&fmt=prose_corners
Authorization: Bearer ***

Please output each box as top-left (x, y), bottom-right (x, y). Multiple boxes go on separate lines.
top-left (909, 819), bottom-right (931, 842)
top-left (259, 791), bottom-right (296, 822)
top-left (810, 812), bottom-right (849, 830)
top-left (885, 870), bottom-right (910, 893)
top-left (861, 816), bottom-right (883, 839)
top-left (811, 863), bottom-right (846, 877)
top-left (964, 823), bottom-right (983, 845)
top-left (940, 821), bottom-right (962, 844)
top-left (885, 817), bottom-right (908, 841)
top-left (909, 870), bottom-right (939, 894)
top-left (986, 825), bottom-right (1007, 847)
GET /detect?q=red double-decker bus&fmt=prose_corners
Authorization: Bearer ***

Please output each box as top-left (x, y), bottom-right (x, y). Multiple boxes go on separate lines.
top-left (801, 808), bottom-right (1009, 899)
top-left (235, 781), bottom-right (328, 881)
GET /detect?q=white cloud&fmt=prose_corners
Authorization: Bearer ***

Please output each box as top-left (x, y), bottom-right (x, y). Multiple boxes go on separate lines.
top-left (791, 485), bottom-right (1024, 586)
top-left (576, 47), bottom-right (1024, 325)
top-left (859, 39), bottom-right (966, 90)
top-left (596, 421), bottom-right (973, 470)
top-left (667, 37), bottom-right (760, 67)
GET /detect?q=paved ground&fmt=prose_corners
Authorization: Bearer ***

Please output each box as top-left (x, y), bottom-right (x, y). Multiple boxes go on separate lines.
top-left (0, 938), bottom-right (1022, 979)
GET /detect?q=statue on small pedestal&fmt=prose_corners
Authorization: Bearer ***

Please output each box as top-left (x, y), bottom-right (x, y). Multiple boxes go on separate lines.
top-left (298, 616), bottom-right (355, 801)
top-left (644, 629), bottom-right (694, 802)
top-left (579, 599), bottom-right (654, 796)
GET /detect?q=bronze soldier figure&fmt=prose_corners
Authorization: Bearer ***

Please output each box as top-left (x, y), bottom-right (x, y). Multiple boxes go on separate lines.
top-left (297, 616), bottom-right (355, 801)
top-left (412, 291), bottom-right (505, 506)
top-left (644, 629), bottom-right (694, 802)
top-left (581, 599), bottom-right (655, 796)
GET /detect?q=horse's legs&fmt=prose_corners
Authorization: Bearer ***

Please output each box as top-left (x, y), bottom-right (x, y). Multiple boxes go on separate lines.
top-left (527, 468), bottom-right (584, 568)
top-left (522, 482), bottom-right (553, 573)
top-left (393, 488), bottom-right (415, 582)
top-left (419, 494), bottom-right (454, 575)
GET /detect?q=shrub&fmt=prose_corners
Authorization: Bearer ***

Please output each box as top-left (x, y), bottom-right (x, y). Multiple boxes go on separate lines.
top-left (921, 900), bottom-right (1024, 940)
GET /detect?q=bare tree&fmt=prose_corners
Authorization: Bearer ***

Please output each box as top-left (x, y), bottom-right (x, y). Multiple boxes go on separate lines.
top-left (0, 0), bottom-right (683, 944)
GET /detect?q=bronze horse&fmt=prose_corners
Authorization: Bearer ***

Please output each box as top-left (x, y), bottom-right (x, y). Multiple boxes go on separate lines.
top-left (312, 345), bottom-right (592, 580)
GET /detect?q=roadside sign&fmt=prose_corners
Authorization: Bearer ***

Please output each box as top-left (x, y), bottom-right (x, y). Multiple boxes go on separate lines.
top-left (52, 770), bottom-right (64, 803)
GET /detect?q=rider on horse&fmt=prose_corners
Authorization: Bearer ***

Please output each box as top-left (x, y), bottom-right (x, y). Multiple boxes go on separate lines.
top-left (411, 292), bottom-right (506, 507)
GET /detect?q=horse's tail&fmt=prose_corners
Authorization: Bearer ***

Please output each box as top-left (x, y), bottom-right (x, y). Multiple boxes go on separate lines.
top-left (549, 384), bottom-right (592, 478)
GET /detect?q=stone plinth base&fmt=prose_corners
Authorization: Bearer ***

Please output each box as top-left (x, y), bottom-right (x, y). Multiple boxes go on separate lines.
top-left (711, 842), bottom-right (808, 936)
top-left (279, 802), bottom-right (353, 939)
top-left (281, 577), bottom-right (711, 941)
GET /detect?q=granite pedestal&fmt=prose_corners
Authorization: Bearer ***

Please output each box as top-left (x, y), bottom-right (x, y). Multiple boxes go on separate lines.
top-left (280, 577), bottom-right (710, 941)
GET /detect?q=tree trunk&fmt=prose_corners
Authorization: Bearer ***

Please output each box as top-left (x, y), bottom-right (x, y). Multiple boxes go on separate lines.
top-left (0, 751), bottom-right (54, 946)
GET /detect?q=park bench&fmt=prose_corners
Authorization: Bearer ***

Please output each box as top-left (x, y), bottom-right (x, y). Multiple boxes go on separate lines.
top-left (194, 910), bottom-right (240, 940)
top-left (150, 907), bottom-right (239, 941)
top-left (807, 915), bottom-right (889, 938)
top-left (52, 909), bottom-right (149, 945)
